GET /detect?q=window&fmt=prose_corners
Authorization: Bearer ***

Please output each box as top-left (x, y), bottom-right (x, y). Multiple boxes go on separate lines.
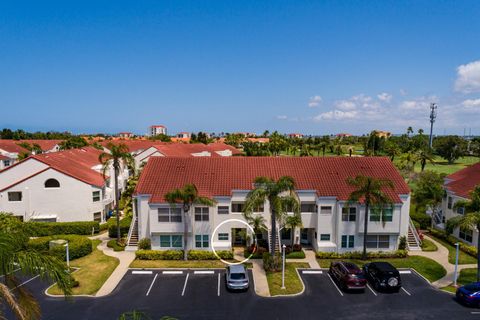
top-left (320, 234), bottom-right (330, 241)
top-left (218, 206), bottom-right (229, 214)
top-left (8, 192), bottom-right (22, 202)
top-left (44, 178), bottom-right (60, 188)
top-left (92, 191), bottom-right (101, 202)
top-left (4, 160), bottom-right (11, 166)
top-left (160, 235), bottom-right (183, 248)
top-left (281, 228), bottom-right (291, 240)
top-left (194, 207), bottom-right (209, 221)
top-left (218, 233), bottom-right (229, 240)
top-left (320, 206), bottom-right (332, 214)
top-left (231, 202), bottom-right (244, 213)
top-left (459, 229), bottom-right (473, 243)
top-left (370, 206), bottom-right (393, 222)
top-left (447, 197), bottom-right (453, 209)
top-left (341, 207), bottom-right (356, 221)
top-left (195, 234), bottom-right (209, 248)
top-left (158, 207), bottom-right (182, 223)
top-left (341, 235), bottom-right (355, 248)
top-left (301, 203), bottom-right (316, 213)
top-left (456, 206), bottom-right (465, 215)
top-left (93, 212), bottom-right (102, 222)
top-left (366, 235), bottom-right (390, 249)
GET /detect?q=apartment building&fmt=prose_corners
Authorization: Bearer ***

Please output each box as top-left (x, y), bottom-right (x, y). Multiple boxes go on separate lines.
top-left (149, 125), bottom-right (167, 136)
top-left (0, 139), bottom-right (62, 168)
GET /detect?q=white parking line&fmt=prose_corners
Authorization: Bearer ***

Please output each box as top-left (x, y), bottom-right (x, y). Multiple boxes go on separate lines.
top-left (399, 270), bottom-right (411, 274)
top-left (366, 284), bottom-right (377, 296)
top-left (471, 311), bottom-right (480, 314)
top-left (11, 275), bottom-right (40, 291)
top-left (217, 273), bottom-right (221, 296)
top-left (132, 270), bottom-right (153, 275)
top-left (401, 287), bottom-right (411, 296)
top-left (162, 271), bottom-right (183, 275)
top-left (145, 273), bottom-right (158, 296)
top-left (0, 268), bottom-right (21, 278)
top-left (302, 270), bottom-right (323, 274)
top-left (194, 270), bottom-right (215, 275)
top-left (327, 273), bottom-right (344, 297)
top-left (181, 273), bottom-right (189, 296)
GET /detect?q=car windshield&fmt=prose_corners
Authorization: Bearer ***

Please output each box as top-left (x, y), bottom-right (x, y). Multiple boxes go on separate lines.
top-left (344, 263), bottom-right (361, 274)
top-left (230, 273), bottom-right (246, 280)
top-left (464, 284), bottom-right (480, 292)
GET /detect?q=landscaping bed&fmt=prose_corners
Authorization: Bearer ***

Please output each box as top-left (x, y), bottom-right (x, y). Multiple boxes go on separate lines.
top-left (107, 239), bottom-right (126, 252)
top-left (28, 234), bottom-right (93, 260)
top-left (421, 238), bottom-right (438, 252)
top-left (130, 260), bottom-right (252, 269)
top-left (266, 262), bottom-right (309, 296)
top-left (427, 231), bottom-right (477, 265)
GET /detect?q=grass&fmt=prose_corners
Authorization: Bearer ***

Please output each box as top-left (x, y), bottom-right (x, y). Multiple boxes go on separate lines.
top-left (421, 238), bottom-right (438, 251)
top-left (266, 262), bottom-right (310, 296)
top-left (441, 268), bottom-right (478, 293)
top-left (317, 256), bottom-right (446, 282)
top-left (107, 239), bottom-right (125, 252)
top-left (130, 259), bottom-right (252, 269)
top-left (413, 156), bottom-right (479, 175)
top-left (428, 235), bottom-right (477, 265)
top-left (47, 240), bottom-right (119, 296)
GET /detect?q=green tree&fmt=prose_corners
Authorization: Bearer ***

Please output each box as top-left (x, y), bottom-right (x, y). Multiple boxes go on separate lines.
top-left (384, 140), bottom-right (401, 161)
top-left (433, 135), bottom-right (467, 164)
top-left (285, 214), bottom-right (303, 245)
top-left (414, 171), bottom-right (445, 223)
top-left (448, 185), bottom-right (480, 281)
top-left (416, 147), bottom-right (435, 171)
top-left (0, 213), bottom-right (72, 320)
top-left (347, 175), bottom-right (394, 259)
top-left (149, 134), bottom-right (171, 142)
top-left (99, 143), bottom-right (134, 243)
top-left (59, 136), bottom-right (88, 150)
top-left (164, 184), bottom-right (216, 260)
top-left (244, 176), bottom-right (300, 255)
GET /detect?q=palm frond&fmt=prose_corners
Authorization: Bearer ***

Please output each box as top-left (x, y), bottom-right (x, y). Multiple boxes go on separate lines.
top-left (0, 283), bottom-right (26, 320)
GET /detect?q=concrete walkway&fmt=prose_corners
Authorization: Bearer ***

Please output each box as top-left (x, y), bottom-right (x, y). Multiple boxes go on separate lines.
top-left (89, 234), bottom-right (136, 297)
top-left (251, 260), bottom-right (270, 297)
top-left (409, 235), bottom-right (476, 288)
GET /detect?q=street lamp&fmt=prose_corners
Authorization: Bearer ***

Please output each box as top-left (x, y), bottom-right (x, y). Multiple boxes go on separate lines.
top-left (281, 244), bottom-right (286, 289)
top-left (453, 243), bottom-right (459, 287)
top-left (64, 241), bottom-right (70, 269)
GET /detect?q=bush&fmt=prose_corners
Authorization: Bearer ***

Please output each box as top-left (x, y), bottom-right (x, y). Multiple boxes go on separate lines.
top-left (410, 212), bottom-right (431, 230)
top-left (135, 250), bottom-right (183, 260)
top-left (28, 235), bottom-right (93, 260)
top-left (245, 245), bottom-right (267, 259)
top-left (99, 222), bottom-right (109, 232)
top-left (138, 238), bottom-right (151, 250)
top-left (429, 228), bottom-right (477, 257)
top-left (187, 250), bottom-right (234, 260)
top-left (263, 252), bottom-right (282, 271)
top-left (108, 216), bottom-right (132, 238)
top-left (107, 239), bottom-right (126, 252)
top-left (316, 250), bottom-right (408, 260)
top-left (285, 251), bottom-right (306, 259)
top-left (25, 221), bottom-right (100, 236)
top-left (398, 236), bottom-right (407, 251)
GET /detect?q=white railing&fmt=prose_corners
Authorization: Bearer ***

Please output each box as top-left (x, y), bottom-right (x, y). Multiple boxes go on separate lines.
top-left (409, 218), bottom-right (422, 248)
top-left (126, 215), bottom-right (137, 246)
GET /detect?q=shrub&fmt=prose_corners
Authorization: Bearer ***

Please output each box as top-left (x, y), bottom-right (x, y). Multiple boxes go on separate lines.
top-left (398, 236), bottom-right (407, 251)
top-left (245, 245), bottom-right (267, 259)
top-left (292, 244), bottom-right (302, 252)
top-left (28, 235), bottom-right (93, 260)
top-left (99, 222), bottom-right (109, 232)
top-left (428, 228), bottom-right (477, 257)
top-left (25, 221), bottom-right (100, 236)
top-left (135, 250), bottom-right (184, 260)
top-left (410, 212), bottom-right (431, 230)
top-left (187, 250), bottom-right (233, 260)
top-left (107, 239), bottom-right (126, 252)
top-left (108, 216), bottom-right (132, 238)
top-left (285, 251), bottom-right (306, 259)
top-left (316, 250), bottom-right (407, 260)
top-left (138, 238), bottom-right (151, 250)
top-left (263, 252), bottom-right (282, 271)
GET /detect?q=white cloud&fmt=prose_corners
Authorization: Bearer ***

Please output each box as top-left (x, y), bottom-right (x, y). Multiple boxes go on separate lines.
top-left (335, 100), bottom-right (356, 111)
top-left (400, 89), bottom-right (407, 96)
top-left (276, 115), bottom-right (288, 120)
top-left (314, 110), bottom-right (357, 121)
top-left (455, 60), bottom-right (480, 93)
top-left (462, 98), bottom-right (480, 111)
top-left (377, 92), bottom-right (392, 102)
top-left (308, 95), bottom-right (322, 107)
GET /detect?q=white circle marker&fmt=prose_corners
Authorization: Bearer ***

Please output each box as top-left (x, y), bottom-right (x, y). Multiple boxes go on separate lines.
top-left (211, 218), bottom-right (257, 265)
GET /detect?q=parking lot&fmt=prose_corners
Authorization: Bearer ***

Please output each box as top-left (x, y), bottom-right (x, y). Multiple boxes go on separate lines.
top-left (12, 268), bottom-right (480, 319)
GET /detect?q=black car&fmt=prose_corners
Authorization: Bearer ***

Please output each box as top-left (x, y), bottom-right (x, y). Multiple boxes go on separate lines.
top-left (363, 262), bottom-right (401, 292)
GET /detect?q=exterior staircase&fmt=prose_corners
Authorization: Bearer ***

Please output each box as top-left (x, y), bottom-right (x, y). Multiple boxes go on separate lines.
top-left (407, 218), bottom-right (422, 251)
top-left (125, 216), bottom-right (138, 251)
top-left (267, 229), bottom-right (281, 253)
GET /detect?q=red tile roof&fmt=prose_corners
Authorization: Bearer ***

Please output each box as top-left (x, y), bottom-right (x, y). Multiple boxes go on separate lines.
top-left (137, 143), bottom-right (241, 161)
top-left (135, 157), bottom-right (409, 204)
top-left (101, 140), bottom-right (163, 153)
top-left (0, 154), bottom-right (9, 160)
top-left (445, 162), bottom-right (480, 199)
top-left (0, 140), bottom-right (62, 153)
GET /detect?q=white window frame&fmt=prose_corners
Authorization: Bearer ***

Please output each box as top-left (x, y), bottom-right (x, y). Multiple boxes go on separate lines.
top-left (218, 206), bottom-right (229, 214)
top-left (195, 234), bottom-right (209, 248)
top-left (341, 207), bottom-right (356, 222)
top-left (92, 191), bottom-right (101, 202)
top-left (194, 207), bottom-right (209, 222)
top-left (159, 235), bottom-right (183, 248)
top-left (366, 235), bottom-right (390, 249)
top-left (7, 191), bottom-right (22, 202)
top-left (320, 206), bottom-right (332, 214)
top-left (218, 233), bottom-right (229, 241)
top-left (158, 207), bottom-right (182, 223)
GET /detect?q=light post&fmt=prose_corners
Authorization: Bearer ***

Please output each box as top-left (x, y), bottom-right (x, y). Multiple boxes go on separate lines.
top-left (281, 244), bottom-right (286, 289)
top-left (453, 243), bottom-right (459, 287)
top-left (64, 241), bottom-right (70, 269)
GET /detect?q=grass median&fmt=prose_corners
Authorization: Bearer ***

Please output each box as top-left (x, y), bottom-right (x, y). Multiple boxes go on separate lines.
top-left (48, 239), bottom-right (119, 296)
top-left (441, 268), bottom-right (478, 293)
top-left (421, 239), bottom-right (438, 252)
top-left (428, 235), bottom-right (477, 265)
top-left (266, 262), bottom-right (309, 296)
top-left (130, 259), bottom-right (253, 269)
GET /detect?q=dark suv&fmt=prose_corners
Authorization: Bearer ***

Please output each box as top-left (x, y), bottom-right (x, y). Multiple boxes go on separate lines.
top-left (328, 261), bottom-right (366, 291)
top-left (363, 262), bottom-right (401, 292)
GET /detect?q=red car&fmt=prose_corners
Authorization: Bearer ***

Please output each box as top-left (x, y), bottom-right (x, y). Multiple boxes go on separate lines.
top-left (329, 261), bottom-right (367, 291)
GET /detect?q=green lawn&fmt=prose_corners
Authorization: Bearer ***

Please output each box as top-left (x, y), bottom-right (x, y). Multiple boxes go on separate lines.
top-left (318, 256), bottom-right (446, 282)
top-left (266, 262), bottom-right (310, 296)
top-left (428, 235), bottom-right (477, 265)
top-left (442, 268), bottom-right (478, 293)
top-left (421, 238), bottom-right (438, 252)
top-left (48, 240), bottom-right (119, 296)
top-left (413, 156), bottom-right (479, 175)
top-left (130, 259), bottom-right (252, 269)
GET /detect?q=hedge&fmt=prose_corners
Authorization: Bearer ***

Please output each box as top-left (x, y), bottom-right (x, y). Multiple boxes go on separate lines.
top-left (245, 246), bottom-right (268, 259)
top-left (187, 250), bottom-right (234, 260)
top-left (136, 250), bottom-right (184, 260)
top-left (107, 239), bottom-right (125, 252)
top-left (316, 250), bottom-right (408, 260)
top-left (410, 212), bottom-right (431, 230)
top-left (428, 228), bottom-right (477, 257)
top-left (286, 251), bottom-right (306, 259)
top-left (25, 221), bottom-right (100, 236)
top-left (28, 235), bottom-right (92, 260)
top-left (108, 216), bottom-right (132, 238)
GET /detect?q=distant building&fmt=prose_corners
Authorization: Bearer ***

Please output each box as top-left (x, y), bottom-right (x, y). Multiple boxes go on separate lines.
top-left (288, 133), bottom-right (304, 138)
top-left (0, 140), bottom-right (63, 168)
top-left (374, 130), bottom-right (391, 138)
top-left (118, 132), bottom-right (134, 139)
top-left (176, 132), bottom-right (191, 139)
top-left (149, 125), bottom-right (167, 136)
top-left (336, 133), bottom-right (353, 138)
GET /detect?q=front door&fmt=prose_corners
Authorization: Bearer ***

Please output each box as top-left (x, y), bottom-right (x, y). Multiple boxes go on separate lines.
top-left (232, 228), bottom-right (247, 246)
top-left (300, 229), bottom-right (309, 245)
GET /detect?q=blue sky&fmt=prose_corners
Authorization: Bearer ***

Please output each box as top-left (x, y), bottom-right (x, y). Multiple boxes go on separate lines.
top-left (1, 1), bottom-right (480, 135)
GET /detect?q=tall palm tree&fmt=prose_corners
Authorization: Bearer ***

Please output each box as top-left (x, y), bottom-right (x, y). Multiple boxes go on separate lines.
top-left (416, 148), bottom-right (435, 171)
top-left (99, 142), bottom-right (134, 243)
top-left (285, 214), bottom-right (303, 245)
top-left (0, 214), bottom-right (72, 320)
top-left (164, 184), bottom-right (216, 260)
top-left (347, 175), bottom-right (394, 260)
top-left (244, 176), bottom-right (300, 255)
top-left (449, 185), bottom-right (480, 281)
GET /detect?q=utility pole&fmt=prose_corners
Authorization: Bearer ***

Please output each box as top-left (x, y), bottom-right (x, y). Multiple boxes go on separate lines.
top-left (428, 103), bottom-right (437, 148)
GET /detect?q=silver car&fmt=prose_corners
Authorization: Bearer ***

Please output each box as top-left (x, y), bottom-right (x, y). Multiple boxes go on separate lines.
top-left (226, 265), bottom-right (249, 291)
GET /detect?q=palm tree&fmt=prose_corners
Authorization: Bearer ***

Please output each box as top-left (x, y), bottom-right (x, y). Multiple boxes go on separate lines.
top-left (299, 144), bottom-right (313, 157)
top-left (285, 214), bottom-right (303, 245)
top-left (244, 176), bottom-right (300, 255)
top-left (449, 185), bottom-right (480, 281)
top-left (164, 184), bottom-right (216, 260)
top-left (416, 148), bottom-right (435, 171)
top-left (347, 175), bottom-right (394, 260)
top-left (99, 142), bottom-right (134, 243)
top-left (0, 214), bottom-right (72, 320)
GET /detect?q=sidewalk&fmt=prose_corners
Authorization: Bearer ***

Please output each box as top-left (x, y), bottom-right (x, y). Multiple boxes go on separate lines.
top-left (409, 235), bottom-right (476, 288)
